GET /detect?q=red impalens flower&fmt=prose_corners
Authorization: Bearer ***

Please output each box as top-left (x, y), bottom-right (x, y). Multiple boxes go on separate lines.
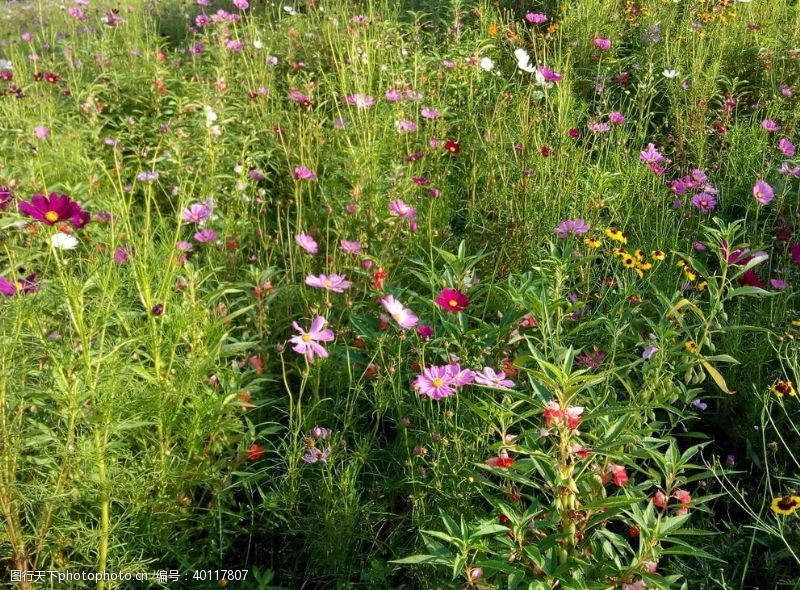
top-left (18, 193), bottom-right (89, 228)
top-left (435, 288), bottom-right (469, 312)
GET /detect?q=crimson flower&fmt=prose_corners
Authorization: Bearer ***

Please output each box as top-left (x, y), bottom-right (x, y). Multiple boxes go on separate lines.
top-left (444, 140), bottom-right (460, 154)
top-left (435, 288), bottom-right (469, 312)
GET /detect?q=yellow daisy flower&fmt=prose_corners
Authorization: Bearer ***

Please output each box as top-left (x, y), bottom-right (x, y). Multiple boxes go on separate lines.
top-left (605, 228), bottom-right (627, 244)
top-left (684, 340), bottom-right (699, 354)
top-left (771, 380), bottom-right (796, 398)
top-left (771, 495), bottom-right (800, 516)
top-left (652, 250), bottom-right (665, 261)
top-left (585, 236), bottom-right (602, 249)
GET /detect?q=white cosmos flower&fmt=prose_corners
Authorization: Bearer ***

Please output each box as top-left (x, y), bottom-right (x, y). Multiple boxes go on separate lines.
top-left (479, 57), bottom-right (494, 71)
top-left (204, 105), bottom-right (218, 126)
top-left (514, 48), bottom-right (535, 73)
top-left (253, 39), bottom-right (263, 49)
top-left (663, 69), bottom-right (679, 79)
top-left (51, 232), bottom-right (78, 250)
top-left (283, 6), bottom-right (298, 16)
top-left (0, 59), bottom-right (12, 70)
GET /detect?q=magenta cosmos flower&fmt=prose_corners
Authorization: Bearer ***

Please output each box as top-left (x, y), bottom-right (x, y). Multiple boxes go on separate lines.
top-left (525, 12), bottom-right (548, 23)
top-left (0, 187), bottom-right (12, 210)
top-left (639, 143), bottom-right (664, 165)
top-left (753, 180), bottom-right (774, 205)
top-left (435, 288), bottom-right (469, 312)
top-left (474, 367), bottom-right (515, 389)
top-left (294, 166), bottom-right (317, 180)
top-left (536, 66), bottom-right (562, 83)
top-left (18, 193), bottom-right (89, 228)
top-left (295, 233), bottom-right (318, 254)
top-left (388, 199), bottom-right (416, 221)
top-left (413, 365), bottom-right (456, 400)
top-left (0, 273), bottom-right (38, 296)
top-left (339, 240), bottom-right (361, 254)
top-left (305, 273), bottom-right (352, 293)
top-left (290, 316), bottom-right (334, 364)
top-left (778, 137), bottom-right (795, 158)
top-left (381, 295), bottom-right (418, 329)
top-left (595, 36), bottom-right (611, 50)
top-left (181, 202), bottom-right (213, 224)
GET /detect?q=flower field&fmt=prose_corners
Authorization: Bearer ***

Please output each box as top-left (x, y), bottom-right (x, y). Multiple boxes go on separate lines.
top-left (1, 0), bottom-right (799, 588)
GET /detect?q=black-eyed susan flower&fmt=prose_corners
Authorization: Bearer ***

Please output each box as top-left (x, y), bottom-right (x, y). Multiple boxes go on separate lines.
top-left (612, 247), bottom-right (628, 257)
top-left (585, 236), bottom-right (602, 249)
top-left (684, 340), bottom-right (699, 354)
top-left (634, 249), bottom-right (645, 262)
top-left (771, 495), bottom-right (800, 516)
top-left (621, 255), bottom-right (636, 269)
top-left (683, 267), bottom-right (697, 282)
top-left (637, 261), bottom-right (653, 272)
top-left (771, 380), bottom-right (796, 397)
top-left (652, 250), bottom-right (665, 261)
top-left (697, 281), bottom-right (708, 292)
top-left (605, 228), bottom-right (627, 244)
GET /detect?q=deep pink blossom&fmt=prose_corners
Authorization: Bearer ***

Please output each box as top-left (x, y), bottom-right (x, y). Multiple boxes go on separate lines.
top-left (435, 288), bottom-right (469, 312)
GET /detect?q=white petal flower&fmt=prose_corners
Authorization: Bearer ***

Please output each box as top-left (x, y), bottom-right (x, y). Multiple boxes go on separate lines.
top-left (479, 57), bottom-right (494, 71)
top-left (514, 48), bottom-right (535, 73)
top-left (662, 69), bottom-right (679, 79)
top-left (51, 232), bottom-right (78, 250)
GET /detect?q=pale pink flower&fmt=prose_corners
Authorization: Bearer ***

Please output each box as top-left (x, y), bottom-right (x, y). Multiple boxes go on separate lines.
top-left (305, 273), bottom-right (352, 293)
top-left (290, 316), bottom-right (334, 364)
top-left (474, 367), bottom-right (515, 389)
top-left (381, 295), bottom-right (418, 329)
top-left (295, 233), bottom-right (318, 254)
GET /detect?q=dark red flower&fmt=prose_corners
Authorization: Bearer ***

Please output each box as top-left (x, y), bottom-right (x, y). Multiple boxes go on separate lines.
top-left (435, 288), bottom-right (469, 312)
top-left (739, 269), bottom-right (765, 288)
top-left (791, 243), bottom-right (800, 266)
top-left (540, 145), bottom-right (551, 157)
top-left (444, 140), bottom-right (460, 154)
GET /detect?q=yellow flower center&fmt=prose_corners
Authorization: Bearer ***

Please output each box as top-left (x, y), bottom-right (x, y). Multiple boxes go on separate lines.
top-left (14, 281), bottom-right (23, 292)
top-left (432, 378), bottom-right (444, 387)
top-left (323, 279), bottom-right (332, 287)
top-left (301, 334), bottom-right (312, 342)
top-left (448, 299), bottom-right (458, 307)
top-left (392, 312), bottom-right (403, 321)
top-left (45, 211), bottom-right (59, 222)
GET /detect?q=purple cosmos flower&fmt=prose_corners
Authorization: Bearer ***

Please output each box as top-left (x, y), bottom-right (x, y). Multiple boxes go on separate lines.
top-left (194, 228), bottom-right (217, 243)
top-left (554, 218), bottom-right (591, 238)
top-left (769, 278), bottom-right (788, 290)
top-left (18, 193), bottom-right (89, 228)
top-left (295, 233), bottom-right (318, 254)
top-left (778, 137), bottom-right (795, 157)
top-left (339, 240), bottom-right (361, 254)
top-left (181, 202), bottom-right (213, 224)
top-left (525, 12), bottom-right (548, 23)
top-left (293, 166), bottom-right (317, 180)
top-left (345, 93), bottom-right (375, 108)
top-left (413, 365), bottom-right (456, 400)
top-left (226, 39), bottom-right (244, 52)
top-left (114, 246), bottom-right (132, 264)
top-left (385, 89), bottom-right (403, 102)
top-left (691, 193), bottom-right (717, 213)
top-left (233, 0), bottom-right (249, 9)
top-left (691, 399), bottom-right (708, 411)
top-left (0, 273), bottom-right (38, 296)
top-left (395, 119), bottom-right (417, 133)
top-left (416, 324), bottom-right (433, 340)
top-left (640, 143), bottom-right (664, 165)
top-left (762, 119), bottom-right (780, 132)
top-left (177, 241), bottom-right (193, 253)
top-left (753, 180), bottom-right (774, 205)
top-left (310, 426), bottom-right (332, 439)
top-left (288, 90), bottom-right (311, 105)
top-left (302, 446), bottom-right (331, 465)
top-left (290, 316), bottom-right (334, 364)
top-left (381, 295), bottom-right (418, 330)
top-left (305, 273), bottom-right (352, 293)
top-left (421, 107), bottom-right (440, 120)
top-left (474, 367), bottom-right (515, 389)
top-left (642, 345), bottom-right (659, 360)
top-left (136, 171), bottom-right (159, 182)
top-left (0, 187), bottom-right (12, 210)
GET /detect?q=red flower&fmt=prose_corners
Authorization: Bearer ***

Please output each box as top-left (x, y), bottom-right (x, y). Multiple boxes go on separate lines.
top-left (485, 451), bottom-right (514, 468)
top-left (539, 145), bottom-right (551, 157)
top-left (738, 269), bottom-right (765, 288)
top-left (607, 463), bottom-right (628, 486)
top-left (435, 288), bottom-right (469, 312)
top-left (628, 525), bottom-right (640, 538)
top-left (791, 243), bottom-right (800, 266)
top-left (247, 443), bottom-right (264, 461)
top-left (444, 140), bottom-right (460, 154)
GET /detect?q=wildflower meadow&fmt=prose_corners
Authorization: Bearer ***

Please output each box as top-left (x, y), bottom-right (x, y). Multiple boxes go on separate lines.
top-left (2, 0), bottom-right (800, 588)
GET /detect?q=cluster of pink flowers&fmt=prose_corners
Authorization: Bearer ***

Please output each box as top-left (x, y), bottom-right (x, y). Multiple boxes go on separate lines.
top-left (543, 401), bottom-right (584, 430)
top-left (652, 488), bottom-right (692, 515)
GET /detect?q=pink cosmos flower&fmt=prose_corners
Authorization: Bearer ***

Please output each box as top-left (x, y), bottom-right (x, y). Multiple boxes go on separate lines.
top-left (435, 288), bottom-right (469, 312)
top-left (305, 273), bottom-right (352, 293)
top-left (762, 119), bottom-right (780, 132)
top-left (395, 119), bottom-right (417, 133)
top-left (555, 218), bottom-right (590, 237)
top-left (339, 240), bottom-right (362, 254)
top-left (345, 93), bottom-right (375, 108)
top-left (421, 107), bottom-right (440, 119)
top-left (778, 137), bottom-right (795, 157)
top-left (181, 202), bottom-right (213, 224)
top-left (18, 192), bottom-right (89, 228)
top-left (474, 367), bottom-right (515, 389)
top-left (609, 111), bottom-right (626, 124)
top-left (417, 324), bottom-right (434, 340)
top-left (594, 37), bottom-right (611, 50)
top-left (587, 121), bottom-right (610, 133)
top-left (413, 365), bottom-right (456, 400)
top-left (753, 180), bottom-right (774, 205)
top-left (536, 66), bottom-right (562, 83)
top-left (194, 228), bottom-right (217, 243)
top-left (294, 166), bottom-right (317, 180)
top-left (388, 199), bottom-right (416, 221)
top-left (34, 126), bottom-right (50, 140)
top-left (525, 12), bottom-right (548, 23)
top-left (381, 295), bottom-right (418, 329)
top-left (770, 278), bottom-right (788, 290)
top-left (295, 233), bottom-right (318, 254)
top-left (445, 363), bottom-right (476, 386)
top-left (290, 316), bottom-right (334, 364)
